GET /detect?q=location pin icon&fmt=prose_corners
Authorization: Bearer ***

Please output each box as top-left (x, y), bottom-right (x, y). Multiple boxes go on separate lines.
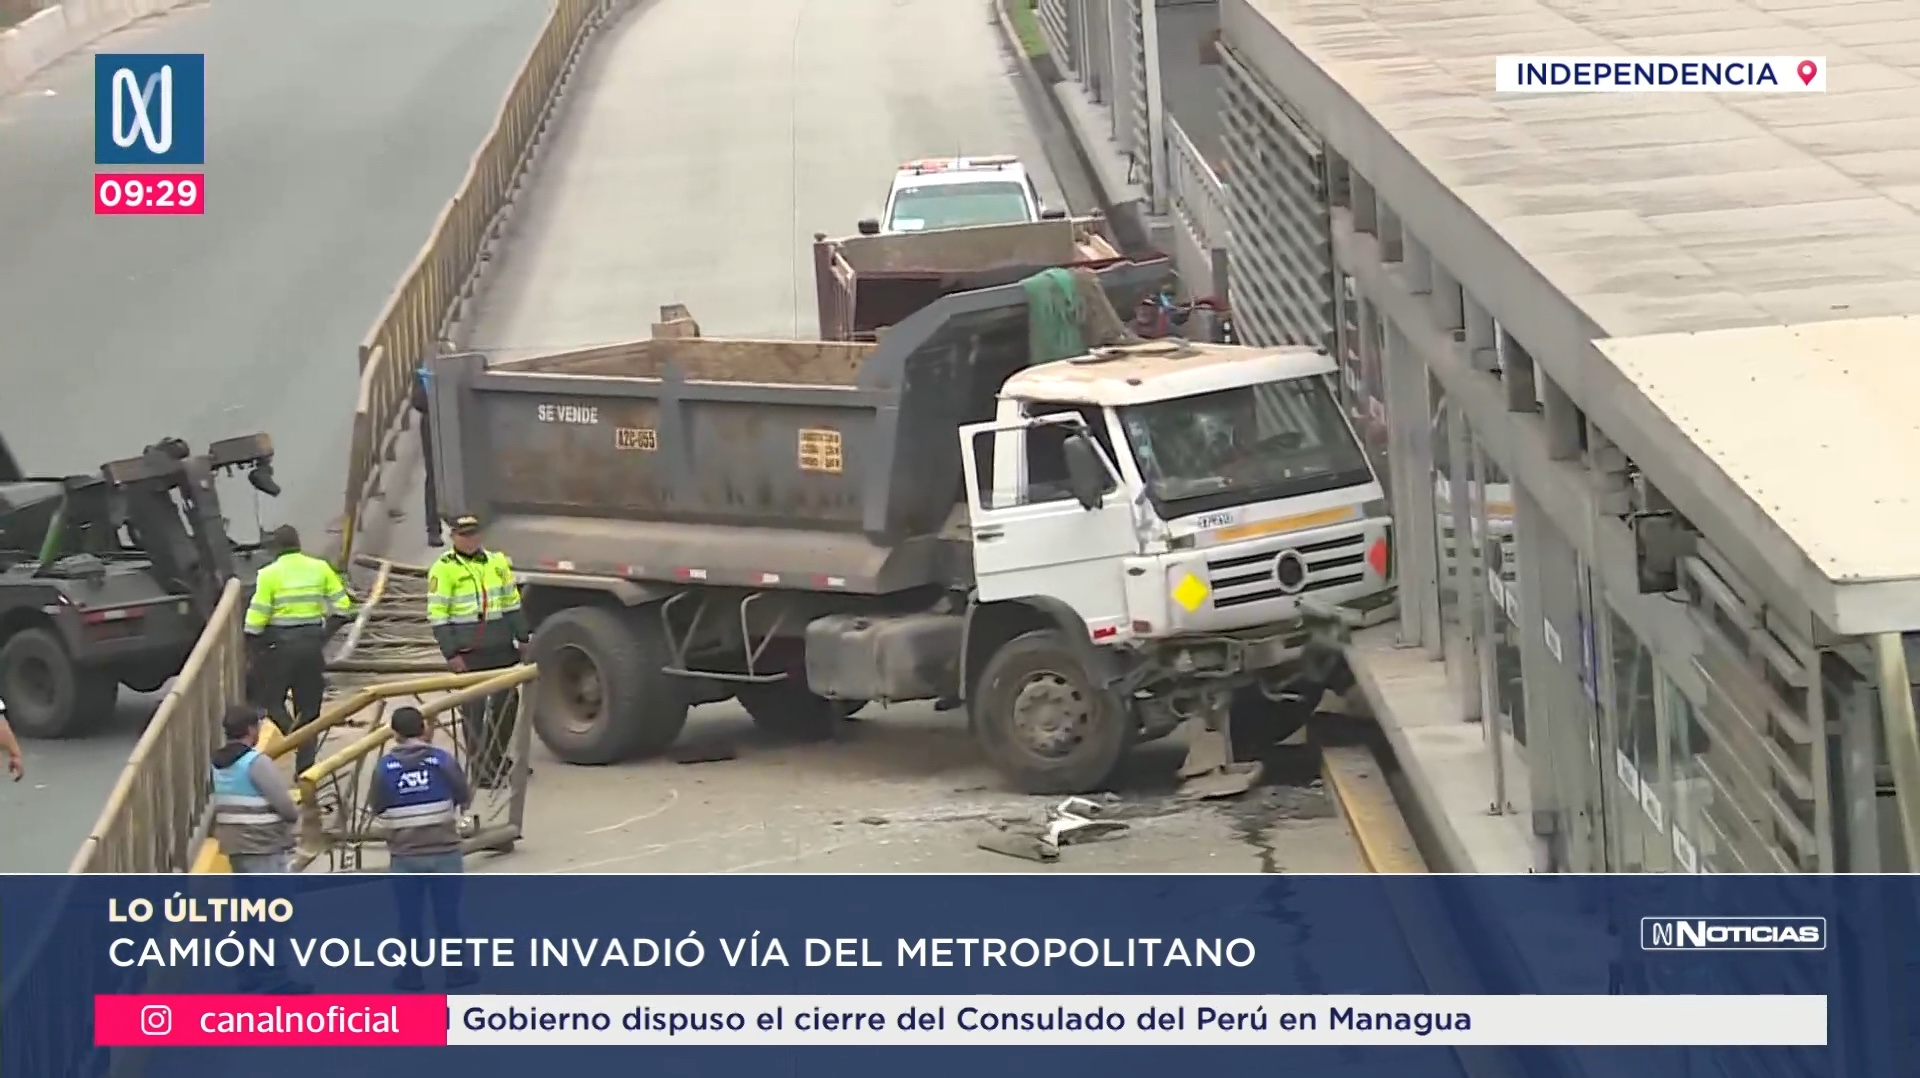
top-left (1797, 60), bottom-right (1818, 86)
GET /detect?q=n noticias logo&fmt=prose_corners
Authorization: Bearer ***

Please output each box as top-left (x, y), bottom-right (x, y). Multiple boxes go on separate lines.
top-left (111, 64), bottom-right (172, 154)
top-left (94, 53), bottom-right (205, 166)
top-left (1640, 917), bottom-right (1826, 952)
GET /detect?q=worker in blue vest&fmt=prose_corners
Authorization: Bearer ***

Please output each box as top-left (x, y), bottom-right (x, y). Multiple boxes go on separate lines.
top-left (211, 704), bottom-right (299, 872)
top-left (412, 364), bottom-right (442, 548)
top-left (211, 704), bottom-right (310, 993)
top-left (370, 706), bottom-right (477, 990)
top-left (246, 525), bottom-right (354, 774)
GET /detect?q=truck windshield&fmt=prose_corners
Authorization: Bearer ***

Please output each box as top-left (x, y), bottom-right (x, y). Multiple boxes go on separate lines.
top-left (888, 182), bottom-right (1031, 232)
top-left (1119, 377), bottom-right (1374, 517)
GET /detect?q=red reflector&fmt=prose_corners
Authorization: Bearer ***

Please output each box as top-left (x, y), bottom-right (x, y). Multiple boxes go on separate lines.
top-left (1091, 625), bottom-right (1118, 640)
top-left (1366, 537), bottom-right (1390, 578)
top-left (82, 607), bottom-right (145, 625)
top-left (1130, 619), bottom-right (1153, 634)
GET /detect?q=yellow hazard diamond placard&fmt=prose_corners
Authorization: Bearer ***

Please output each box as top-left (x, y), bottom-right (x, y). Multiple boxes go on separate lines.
top-left (1171, 572), bottom-right (1210, 612)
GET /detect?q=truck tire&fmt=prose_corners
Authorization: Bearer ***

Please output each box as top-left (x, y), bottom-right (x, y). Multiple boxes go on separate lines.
top-left (1229, 687), bottom-right (1312, 759)
top-left (528, 606), bottom-right (687, 764)
top-left (973, 629), bottom-right (1131, 795)
top-left (0, 628), bottom-right (117, 739)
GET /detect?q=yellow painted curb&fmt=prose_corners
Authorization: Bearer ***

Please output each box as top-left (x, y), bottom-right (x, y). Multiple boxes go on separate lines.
top-left (1321, 742), bottom-right (1426, 873)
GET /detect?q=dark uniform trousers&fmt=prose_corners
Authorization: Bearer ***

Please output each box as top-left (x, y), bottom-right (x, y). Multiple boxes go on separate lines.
top-left (250, 626), bottom-right (329, 774)
top-left (463, 644), bottom-right (520, 785)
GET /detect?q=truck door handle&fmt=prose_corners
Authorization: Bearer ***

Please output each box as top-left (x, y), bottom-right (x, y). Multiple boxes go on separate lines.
top-left (975, 529), bottom-right (1004, 541)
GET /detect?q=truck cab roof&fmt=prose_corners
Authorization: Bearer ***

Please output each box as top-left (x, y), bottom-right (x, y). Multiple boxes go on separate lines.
top-left (1002, 342), bottom-right (1338, 408)
top-left (883, 156), bottom-right (1042, 234)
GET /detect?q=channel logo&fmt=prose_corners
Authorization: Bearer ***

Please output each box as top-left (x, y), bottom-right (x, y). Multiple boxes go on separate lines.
top-left (94, 53), bottom-right (205, 165)
top-left (1640, 917), bottom-right (1826, 952)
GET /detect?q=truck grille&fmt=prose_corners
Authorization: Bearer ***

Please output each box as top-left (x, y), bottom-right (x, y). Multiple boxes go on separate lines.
top-left (1205, 532), bottom-right (1370, 610)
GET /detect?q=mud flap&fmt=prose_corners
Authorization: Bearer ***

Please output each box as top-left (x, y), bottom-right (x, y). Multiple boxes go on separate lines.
top-left (1175, 692), bottom-right (1263, 799)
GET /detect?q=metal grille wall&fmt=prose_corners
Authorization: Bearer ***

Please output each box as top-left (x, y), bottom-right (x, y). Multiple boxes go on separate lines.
top-left (1037, 0), bottom-right (1075, 77)
top-left (1678, 554), bottom-right (1830, 872)
top-left (1120, 0), bottom-right (1150, 189)
top-left (1218, 43), bottom-right (1334, 352)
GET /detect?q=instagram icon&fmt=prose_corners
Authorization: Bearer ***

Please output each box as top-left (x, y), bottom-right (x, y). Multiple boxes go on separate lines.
top-left (140, 1005), bottom-right (173, 1037)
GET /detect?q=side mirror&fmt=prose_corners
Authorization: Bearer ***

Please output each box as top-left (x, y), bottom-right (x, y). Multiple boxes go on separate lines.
top-left (1062, 434), bottom-right (1107, 510)
top-left (857, 217), bottom-right (882, 236)
top-left (1040, 207), bottom-right (1068, 220)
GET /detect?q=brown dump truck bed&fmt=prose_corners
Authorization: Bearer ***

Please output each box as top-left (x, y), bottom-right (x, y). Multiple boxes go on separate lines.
top-left (427, 261), bottom-right (1170, 595)
top-left (813, 216), bottom-right (1124, 342)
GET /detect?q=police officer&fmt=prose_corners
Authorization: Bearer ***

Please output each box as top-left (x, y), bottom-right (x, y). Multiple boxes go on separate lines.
top-left (371, 705), bottom-right (478, 990)
top-left (246, 525), bottom-right (354, 774)
top-left (427, 515), bottom-right (528, 786)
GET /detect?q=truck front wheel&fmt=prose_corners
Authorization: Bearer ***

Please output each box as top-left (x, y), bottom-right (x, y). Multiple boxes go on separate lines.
top-left (973, 629), bottom-right (1131, 795)
top-left (528, 606), bottom-right (688, 764)
top-left (0, 628), bottom-right (116, 739)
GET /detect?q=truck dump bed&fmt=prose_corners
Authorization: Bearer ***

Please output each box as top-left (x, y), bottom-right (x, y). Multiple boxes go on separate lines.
top-left (813, 216), bottom-right (1123, 342)
top-left (428, 259), bottom-right (1169, 595)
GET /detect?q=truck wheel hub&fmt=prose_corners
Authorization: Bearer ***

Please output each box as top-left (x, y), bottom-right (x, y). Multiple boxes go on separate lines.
top-left (1011, 673), bottom-right (1089, 757)
top-left (551, 645), bottom-right (604, 734)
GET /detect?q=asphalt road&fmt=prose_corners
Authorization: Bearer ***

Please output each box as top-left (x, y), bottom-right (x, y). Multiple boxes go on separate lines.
top-left (398, 0), bottom-right (1362, 878)
top-left (0, 0), bottom-right (551, 870)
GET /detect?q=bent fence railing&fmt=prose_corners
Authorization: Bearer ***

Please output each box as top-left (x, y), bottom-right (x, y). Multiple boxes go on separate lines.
top-left (340, 0), bottom-right (618, 566)
top-left (68, 579), bottom-right (248, 874)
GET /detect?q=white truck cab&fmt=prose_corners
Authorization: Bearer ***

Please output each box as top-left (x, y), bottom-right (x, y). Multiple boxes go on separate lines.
top-left (869, 156), bottom-right (1060, 236)
top-left (957, 340), bottom-right (1396, 794)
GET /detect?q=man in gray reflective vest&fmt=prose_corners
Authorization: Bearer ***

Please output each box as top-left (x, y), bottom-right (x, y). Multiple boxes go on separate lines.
top-left (211, 704), bottom-right (298, 872)
top-left (211, 704), bottom-right (310, 994)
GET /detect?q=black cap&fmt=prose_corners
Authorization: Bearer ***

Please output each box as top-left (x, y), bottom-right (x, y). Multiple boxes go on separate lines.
top-left (222, 704), bottom-right (264, 741)
top-left (451, 514), bottom-right (482, 535)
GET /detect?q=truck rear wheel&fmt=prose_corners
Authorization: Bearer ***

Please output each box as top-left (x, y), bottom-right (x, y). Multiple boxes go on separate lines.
top-left (0, 628), bottom-right (117, 739)
top-left (973, 629), bottom-right (1131, 795)
top-left (528, 606), bottom-right (687, 764)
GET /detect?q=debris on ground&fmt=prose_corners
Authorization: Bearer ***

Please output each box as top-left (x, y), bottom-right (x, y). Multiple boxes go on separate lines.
top-left (976, 795), bottom-right (1130, 863)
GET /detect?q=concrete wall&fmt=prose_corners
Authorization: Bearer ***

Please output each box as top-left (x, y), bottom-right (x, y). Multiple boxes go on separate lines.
top-left (0, 0), bottom-right (196, 96)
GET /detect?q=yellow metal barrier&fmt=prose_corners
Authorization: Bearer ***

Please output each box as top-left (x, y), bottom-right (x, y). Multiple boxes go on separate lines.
top-left (339, 0), bottom-right (616, 564)
top-left (68, 579), bottom-right (249, 874)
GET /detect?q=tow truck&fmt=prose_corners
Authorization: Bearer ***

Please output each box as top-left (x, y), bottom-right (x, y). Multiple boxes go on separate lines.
top-left (0, 433), bottom-right (282, 737)
top-left (862, 155), bottom-right (1066, 236)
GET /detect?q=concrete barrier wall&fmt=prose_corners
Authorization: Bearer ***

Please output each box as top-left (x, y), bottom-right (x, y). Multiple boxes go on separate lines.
top-left (0, 0), bottom-right (195, 97)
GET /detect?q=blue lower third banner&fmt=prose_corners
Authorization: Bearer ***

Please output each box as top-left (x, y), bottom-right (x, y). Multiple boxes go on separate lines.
top-left (4, 874), bottom-right (1913, 1077)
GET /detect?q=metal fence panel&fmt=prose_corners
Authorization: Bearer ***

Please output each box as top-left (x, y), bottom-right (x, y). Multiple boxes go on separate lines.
top-left (1118, 0), bottom-right (1148, 167)
top-left (1037, 0), bottom-right (1075, 76)
top-left (1217, 42), bottom-right (1334, 352)
top-left (1163, 116), bottom-right (1228, 297)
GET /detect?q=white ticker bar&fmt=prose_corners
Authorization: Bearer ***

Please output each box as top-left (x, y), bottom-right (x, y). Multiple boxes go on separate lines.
top-left (445, 994), bottom-right (1827, 1047)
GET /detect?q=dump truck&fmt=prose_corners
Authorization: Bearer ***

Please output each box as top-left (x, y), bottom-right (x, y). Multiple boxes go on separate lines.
top-left (813, 215), bottom-right (1125, 342)
top-left (424, 263), bottom-right (1397, 795)
top-left (0, 433), bottom-right (282, 737)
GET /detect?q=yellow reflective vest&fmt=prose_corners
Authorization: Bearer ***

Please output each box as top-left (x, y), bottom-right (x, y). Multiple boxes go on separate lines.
top-left (246, 552), bottom-right (352, 635)
top-left (426, 549), bottom-right (525, 657)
